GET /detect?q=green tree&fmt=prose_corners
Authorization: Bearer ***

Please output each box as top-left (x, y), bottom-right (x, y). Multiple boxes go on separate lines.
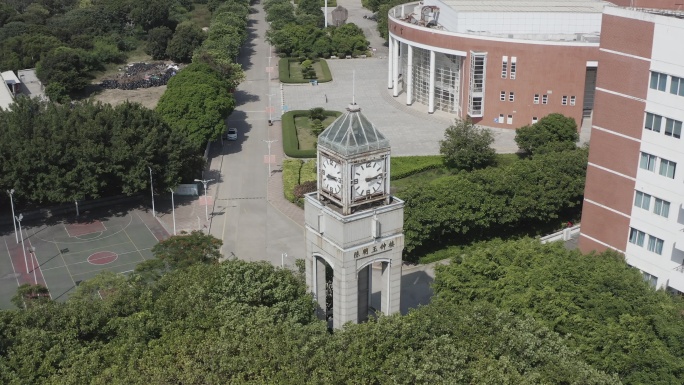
top-left (515, 113), bottom-right (579, 154)
top-left (156, 62), bottom-right (236, 152)
top-left (145, 26), bottom-right (172, 60)
top-left (434, 238), bottom-right (684, 385)
top-left (439, 118), bottom-right (495, 171)
top-left (399, 148), bottom-right (587, 258)
top-left (36, 46), bottom-right (91, 102)
top-left (166, 22), bottom-right (206, 63)
top-left (149, 231), bottom-right (222, 269)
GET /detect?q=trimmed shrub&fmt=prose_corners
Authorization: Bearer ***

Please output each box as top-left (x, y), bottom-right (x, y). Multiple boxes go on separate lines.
top-left (391, 156), bottom-right (445, 180)
top-left (282, 110), bottom-right (341, 158)
top-left (279, 58), bottom-right (333, 83)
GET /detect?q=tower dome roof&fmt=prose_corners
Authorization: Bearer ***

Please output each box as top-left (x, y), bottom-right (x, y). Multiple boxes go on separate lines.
top-left (317, 103), bottom-right (390, 157)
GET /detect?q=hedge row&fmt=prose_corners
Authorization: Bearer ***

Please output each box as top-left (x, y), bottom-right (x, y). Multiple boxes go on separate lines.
top-left (282, 109), bottom-right (341, 158)
top-left (278, 58), bottom-right (333, 84)
top-left (391, 156), bottom-right (444, 180)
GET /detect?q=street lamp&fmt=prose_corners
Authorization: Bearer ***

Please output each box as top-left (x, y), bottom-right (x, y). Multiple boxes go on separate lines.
top-left (263, 140), bottom-right (278, 176)
top-left (6, 189), bottom-right (17, 243)
top-left (170, 188), bottom-right (176, 235)
top-left (281, 252), bottom-right (288, 268)
top-left (15, 214), bottom-right (28, 283)
top-left (148, 166), bottom-right (155, 217)
top-left (194, 178), bottom-right (214, 221)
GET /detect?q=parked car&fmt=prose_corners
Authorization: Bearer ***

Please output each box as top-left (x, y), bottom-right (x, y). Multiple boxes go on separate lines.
top-left (225, 127), bottom-right (238, 141)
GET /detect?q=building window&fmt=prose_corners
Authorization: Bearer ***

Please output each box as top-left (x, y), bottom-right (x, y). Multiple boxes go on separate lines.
top-left (654, 198), bottom-right (670, 218)
top-left (670, 76), bottom-right (684, 96)
top-left (665, 118), bottom-right (682, 139)
top-left (659, 158), bottom-right (676, 178)
top-left (647, 235), bottom-right (664, 255)
top-left (650, 71), bottom-right (667, 91)
top-left (570, 96), bottom-right (576, 106)
top-left (634, 191), bottom-right (651, 210)
top-left (532, 116), bottom-right (538, 124)
top-left (507, 115), bottom-right (513, 125)
top-left (561, 96), bottom-right (568, 105)
top-left (498, 113), bottom-right (504, 123)
top-left (643, 272), bottom-right (658, 287)
top-left (629, 228), bottom-right (646, 247)
top-left (533, 94), bottom-right (539, 104)
top-left (501, 56), bottom-right (508, 79)
top-left (510, 57), bottom-right (517, 79)
top-left (500, 91), bottom-right (506, 101)
top-left (640, 152), bottom-right (656, 172)
top-left (509, 92), bottom-right (514, 102)
top-left (542, 95), bottom-right (548, 104)
top-left (645, 112), bottom-right (662, 132)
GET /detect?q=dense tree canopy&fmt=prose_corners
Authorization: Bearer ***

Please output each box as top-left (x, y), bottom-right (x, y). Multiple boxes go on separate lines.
top-left (399, 148), bottom-right (588, 259)
top-left (0, 98), bottom-right (199, 206)
top-left (434, 238), bottom-right (684, 385)
top-left (0, 235), bottom-right (624, 384)
top-left (0, 0), bottom-right (208, 97)
top-left (439, 118), bottom-right (496, 171)
top-left (156, 62), bottom-right (236, 152)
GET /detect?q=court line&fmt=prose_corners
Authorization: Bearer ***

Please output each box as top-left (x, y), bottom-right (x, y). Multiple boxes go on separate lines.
top-left (3, 237), bottom-right (20, 289)
top-left (41, 247), bottom-right (153, 272)
top-left (56, 240), bottom-right (134, 259)
top-left (69, 259), bottom-right (148, 279)
top-left (25, 237), bottom-right (51, 299)
top-left (30, 214), bottom-right (134, 245)
top-left (123, 225), bottom-right (146, 262)
top-left (54, 242), bottom-right (77, 288)
top-left (133, 211), bottom-right (160, 259)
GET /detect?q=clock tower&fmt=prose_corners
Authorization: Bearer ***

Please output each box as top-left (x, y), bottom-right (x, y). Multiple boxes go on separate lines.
top-left (305, 103), bottom-right (404, 328)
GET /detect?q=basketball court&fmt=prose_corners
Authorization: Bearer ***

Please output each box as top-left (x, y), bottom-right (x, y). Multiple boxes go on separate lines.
top-left (0, 206), bottom-right (168, 309)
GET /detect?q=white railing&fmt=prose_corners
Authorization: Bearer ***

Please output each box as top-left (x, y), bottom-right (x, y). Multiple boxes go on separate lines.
top-left (540, 224), bottom-right (581, 244)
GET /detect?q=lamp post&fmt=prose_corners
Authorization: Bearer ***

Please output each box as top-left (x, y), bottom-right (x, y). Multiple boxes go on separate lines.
top-left (268, 93), bottom-right (276, 125)
top-left (281, 252), bottom-right (288, 268)
top-left (148, 166), bottom-right (155, 217)
top-left (170, 188), bottom-right (176, 235)
top-left (7, 189), bottom-right (17, 243)
top-left (28, 247), bottom-right (36, 285)
top-left (194, 178), bottom-right (214, 221)
top-left (263, 140), bottom-right (278, 176)
top-left (15, 214), bottom-right (28, 283)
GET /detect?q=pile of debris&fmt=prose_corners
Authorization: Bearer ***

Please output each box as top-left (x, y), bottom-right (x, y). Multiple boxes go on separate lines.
top-left (99, 62), bottom-right (182, 90)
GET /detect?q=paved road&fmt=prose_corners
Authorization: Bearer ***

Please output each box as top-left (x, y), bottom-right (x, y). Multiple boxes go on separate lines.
top-left (205, 5), bottom-right (305, 267)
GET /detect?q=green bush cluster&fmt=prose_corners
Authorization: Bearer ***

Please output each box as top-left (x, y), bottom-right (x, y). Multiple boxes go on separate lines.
top-left (399, 148), bottom-right (588, 260)
top-left (282, 110), bottom-right (340, 157)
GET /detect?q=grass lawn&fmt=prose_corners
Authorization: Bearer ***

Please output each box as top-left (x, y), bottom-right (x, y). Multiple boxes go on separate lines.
top-left (289, 61), bottom-right (326, 81)
top-left (294, 115), bottom-right (338, 150)
top-left (91, 45), bottom-right (152, 82)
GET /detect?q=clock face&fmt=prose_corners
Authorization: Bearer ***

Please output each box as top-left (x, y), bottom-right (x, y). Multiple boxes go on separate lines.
top-left (321, 156), bottom-right (342, 195)
top-left (353, 160), bottom-right (384, 199)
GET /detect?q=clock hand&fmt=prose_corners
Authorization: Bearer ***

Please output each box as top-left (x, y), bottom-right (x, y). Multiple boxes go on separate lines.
top-left (365, 174), bottom-right (382, 182)
top-left (326, 174), bottom-right (339, 181)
